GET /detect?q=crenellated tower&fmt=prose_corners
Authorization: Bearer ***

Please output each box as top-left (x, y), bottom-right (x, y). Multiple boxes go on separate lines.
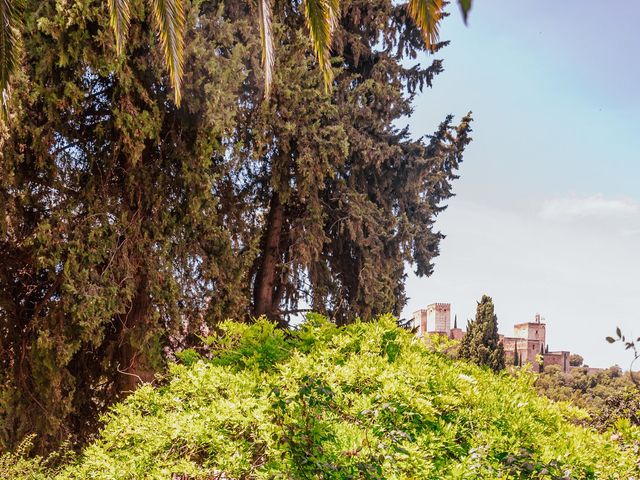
top-left (411, 303), bottom-right (451, 336)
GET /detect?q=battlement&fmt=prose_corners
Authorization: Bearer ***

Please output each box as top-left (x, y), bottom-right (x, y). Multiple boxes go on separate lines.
top-left (428, 303), bottom-right (451, 310)
top-left (411, 303), bottom-right (451, 336)
top-left (514, 322), bottom-right (546, 327)
top-left (514, 321), bottom-right (546, 343)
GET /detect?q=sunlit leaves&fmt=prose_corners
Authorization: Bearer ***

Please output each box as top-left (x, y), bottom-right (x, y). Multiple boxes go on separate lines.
top-left (108, 0), bottom-right (185, 105)
top-left (303, 0), bottom-right (340, 92)
top-left (149, 0), bottom-right (185, 105)
top-left (108, 0), bottom-right (130, 55)
top-left (22, 317), bottom-right (640, 478)
top-left (408, 0), bottom-right (444, 51)
top-left (257, 0), bottom-right (274, 98)
top-left (0, 0), bottom-right (22, 116)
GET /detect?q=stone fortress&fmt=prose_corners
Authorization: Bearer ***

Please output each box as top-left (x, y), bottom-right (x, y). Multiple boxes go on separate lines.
top-left (411, 303), bottom-right (570, 372)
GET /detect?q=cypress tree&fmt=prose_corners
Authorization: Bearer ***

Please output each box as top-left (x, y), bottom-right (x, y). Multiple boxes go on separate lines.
top-left (246, 0), bottom-right (473, 324)
top-left (0, 0), bottom-right (255, 450)
top-left (458, 295), bottom-right (506, 372)
top-left (514, 342), bottom-right (520, 367)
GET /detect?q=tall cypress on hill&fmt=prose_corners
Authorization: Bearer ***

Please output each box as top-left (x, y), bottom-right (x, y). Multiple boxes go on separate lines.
top-left (459, 295), bottom-right (506, 372)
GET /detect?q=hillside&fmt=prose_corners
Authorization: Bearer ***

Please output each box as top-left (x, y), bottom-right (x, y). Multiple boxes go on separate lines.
top-left (3, 316), bottom-right (639, 479)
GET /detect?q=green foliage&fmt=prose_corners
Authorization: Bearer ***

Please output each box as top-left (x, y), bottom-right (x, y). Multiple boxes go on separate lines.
top-left (4, 316), bottom-right (639, 479)
top-left (0, 0), bottom-right (255, 450)
top-left (569, 354), bottom-right (583, 367)
top-left (536, 364), bottom-right (640, 430)
top-left (248, 0), bottom-right (474, 322)
top-left (205, 318), bottom-right (292, 371)
top-left (0, 434), bottom-right (72, 479)
top-left (1, 0), bottom-right (473, 453)
top-left (458, 295), bottom-right (506, 372)
top-left (606, 327), bottom-right (640, 387)
top-left (1, 0), bottom-right (476, 109)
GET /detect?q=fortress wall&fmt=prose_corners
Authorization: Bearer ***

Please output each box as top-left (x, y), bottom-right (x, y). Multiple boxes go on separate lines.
top-left (543, 351), bottom-right (570, 373)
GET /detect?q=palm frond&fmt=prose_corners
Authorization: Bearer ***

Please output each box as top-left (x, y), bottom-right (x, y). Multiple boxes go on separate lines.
top-left (257, 0), bottom-right (274, 99)
top-left (149, 0), bottom-right (186, 105)
top-left (108, 0), bottom-right (131, 55)
top-left (407, 0), bottom-right (444, 51)
top-left (0, 0), bottom-right (22, 115)
top-left (458, 0), bottom-right (472, 25)
top-left (303, 0), bottom-right (339, 92)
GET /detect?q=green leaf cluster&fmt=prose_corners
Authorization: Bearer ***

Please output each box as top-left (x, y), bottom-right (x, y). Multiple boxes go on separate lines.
top-left (3, 316), bottom-right (638, 479)
top-left (536, 363), bottom-right (640, 431)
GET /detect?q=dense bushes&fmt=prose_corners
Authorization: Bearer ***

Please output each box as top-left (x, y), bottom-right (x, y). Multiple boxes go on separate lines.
top-left (3, 316), bottom-right (639, 479)
top-left (536, 364), bottom-right (640, 430)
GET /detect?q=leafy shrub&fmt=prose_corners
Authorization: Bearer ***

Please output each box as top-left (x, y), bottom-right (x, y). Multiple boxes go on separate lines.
top-left (0, 435), bottom-right (61, 479)
top-left (4, 315), bottom-right (639, 479)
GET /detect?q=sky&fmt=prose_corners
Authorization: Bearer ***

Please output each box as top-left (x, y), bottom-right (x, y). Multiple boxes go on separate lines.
top-left (401, 1), bottom-right (640, 368)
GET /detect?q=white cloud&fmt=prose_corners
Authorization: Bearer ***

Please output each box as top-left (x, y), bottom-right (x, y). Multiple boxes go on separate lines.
top-left (540, 193), bottom-right (640, 220)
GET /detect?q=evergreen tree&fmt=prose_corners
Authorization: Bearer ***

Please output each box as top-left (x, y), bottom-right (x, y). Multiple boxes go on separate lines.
top-left (246, 0), bottom-right (473, 324)
top-left (458, 295), bottom-right (506, 372)
top-left (0, 0), bottom-right (256, 450)
top-left (514, 342), bottom-right (520, 366)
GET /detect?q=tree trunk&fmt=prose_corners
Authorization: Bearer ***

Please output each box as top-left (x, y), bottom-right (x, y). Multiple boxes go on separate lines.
top-left (253, 192), bottom-right (284, 322)
top-left (116, 272), bottom-right (155, 393)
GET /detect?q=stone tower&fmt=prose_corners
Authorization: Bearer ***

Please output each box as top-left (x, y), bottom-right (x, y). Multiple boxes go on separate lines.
top-left (513, 313), bottom-right (546, 345)
top-left (411, 303), bottom-right (451, 337)
top-left (510, 313), bottom-right (546, 371)
top-left (411, 309), bottom-right (429, 337)
top-left (426, 303), bottom-right (451, 333)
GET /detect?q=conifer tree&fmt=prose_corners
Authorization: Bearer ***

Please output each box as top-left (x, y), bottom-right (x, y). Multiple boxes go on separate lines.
top-left (514, 342), bottom-right (520, 366)
top-left (458, 295), bottom-right (506, 372)
top-left (246, 0), bottom-right (473, 324)
top-left (0, 0), bottom-right (256, 451)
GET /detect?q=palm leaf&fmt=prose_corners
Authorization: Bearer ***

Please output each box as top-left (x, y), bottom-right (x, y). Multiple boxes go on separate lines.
top-left (149, 0), bottom-right (186, 105)
top-left (303, 0), bottom-right (339, 92)
top-left (0, 0), bottom-right (22, 114)
top-left (407, 0), bottom-right (444, 51)
top-left (108, 0), bottom-right (131, 55)
top-left (257, 0), bottom-right (274, 99)
top-left (458, 0), bottom-right (472, 25)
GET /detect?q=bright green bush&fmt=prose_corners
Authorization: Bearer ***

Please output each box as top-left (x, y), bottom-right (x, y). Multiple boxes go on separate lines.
top-left (4, 315), bottom-right (640, 479)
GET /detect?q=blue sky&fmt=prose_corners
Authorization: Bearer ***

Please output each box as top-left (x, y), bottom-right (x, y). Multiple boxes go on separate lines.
top-left (402, 1), bottom-right (640, 368)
